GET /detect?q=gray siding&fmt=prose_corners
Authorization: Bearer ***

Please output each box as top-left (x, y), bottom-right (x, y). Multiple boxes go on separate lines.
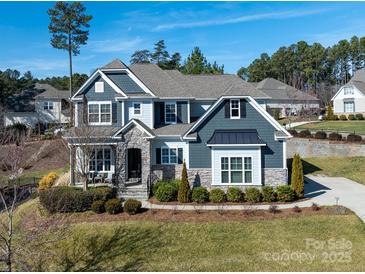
top-left (154, 101), bottom-right (188, 126)
top-left (104, 72), bottom-right (144, 94)
top-left (189, 100), bottom-right (283, 169)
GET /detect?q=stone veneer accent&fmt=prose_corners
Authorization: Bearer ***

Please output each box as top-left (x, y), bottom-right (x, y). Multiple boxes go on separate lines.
top-left (115, 125), bottom-right (151, 188)
top-left (262, 168), bottom-right (288, 187)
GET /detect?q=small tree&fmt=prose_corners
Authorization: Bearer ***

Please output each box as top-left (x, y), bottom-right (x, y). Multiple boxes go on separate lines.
top-left (177, 161), bottom-right (190, 203)
top-left (326, 104), bottom-right (335, 120)
top-left (291, 154), bottom-right (304, 198)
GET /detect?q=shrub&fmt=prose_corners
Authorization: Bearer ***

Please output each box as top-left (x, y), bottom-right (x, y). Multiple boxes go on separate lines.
top-left (178, 162), bottom-right (190, 203)
top-left (191, 187), bottom-right (209, 203)
top-left (155, 183), bottom-right (178, 202)
top-left (326, 105), bottom-right (335, 120)
top-left (124, 199), bottom-right (142, 215)
top-left (276, 185), bottom-right (295, 202)
top-left (245, 187), bottom-right (262, 203)
top-left (226, 187), bottom-right (243, 202)
top-left (291, 154), bottom-right (304, 198)
top-left (268, 205), bottom-right (279, 214)
top-left (333, 115), bottom-right (339, 120)
top-left (209, 189), bottom-right (226, 203)
top-left (288, 129), bottom-right (298, 137)
top-left (339, 114), bottom-right (347, 121)
top-left (105, 198), bottom-right (123, 214)
top-left (355, 113), bottom-right (364, 120)
top-left (298, 130), bottom-right (312, 138)
top-left (39, 186), bottom-right (94, 213)
top-left (91, 200), bottom-right (105, 214)
top-left (88, 187), bottom-right (116, 202)
top-left (347, 133), bottom-right (362, 142)
top-left (314, 131), bottom-right (327, 139)
top-left (348, 114), bottom-right (356, 120)
top-left (261, 186), bottom-right (276, 202)
top-left (169, 179), bottom-right (181, 192)
top-left (152, 181), bottom-right (164, 196)
top-left (38, 172), bottom-right (59, 191)
top-left (328, 132), bottom-right (342, 141)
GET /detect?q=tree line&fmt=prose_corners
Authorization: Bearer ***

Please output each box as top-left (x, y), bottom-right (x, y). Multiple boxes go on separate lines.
top-left (130, 40), bottom-right (224, 74)
top-left (237, 36), bottom-right (365, 104)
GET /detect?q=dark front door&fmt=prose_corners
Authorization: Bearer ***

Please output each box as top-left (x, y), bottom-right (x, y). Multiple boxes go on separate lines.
top-left (127, 148), bottom-right (141, 180)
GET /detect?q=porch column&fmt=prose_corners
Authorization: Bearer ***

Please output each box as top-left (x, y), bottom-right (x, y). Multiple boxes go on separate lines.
top-left (69, 145), bottom-right (76, 185)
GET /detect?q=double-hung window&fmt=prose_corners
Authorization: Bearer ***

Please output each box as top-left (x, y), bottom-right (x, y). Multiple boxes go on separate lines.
top-left (89, 148), bottom-right (112, 172)
top-left (344, 101), bottom-right (355, 113)
top-left (220, 156), bottom-right (253, 184)
top-left (344, 86), bottom-right (354, 95)
top-left (165, 103), bottom-right (177, 124)
top-left (230, 99), bottom-right (240, 119)
top-left (88, 102), bottom-right (111, 125)
top-left (133, 102), bottom-right (141, 115)
top-left (43, 101), bottom-right (54, 110)
top-left (161, 147), bottom-right (178, 164)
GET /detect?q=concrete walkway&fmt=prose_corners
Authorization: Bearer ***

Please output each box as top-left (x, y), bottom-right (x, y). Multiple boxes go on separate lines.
top-left (142, 175), bottom-right (365, 222)
top-left (285, 120), bottom-right (318, 129)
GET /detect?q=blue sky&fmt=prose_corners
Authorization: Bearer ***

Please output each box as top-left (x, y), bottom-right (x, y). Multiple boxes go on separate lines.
top-left (1, 1), bottom-right (365, 78)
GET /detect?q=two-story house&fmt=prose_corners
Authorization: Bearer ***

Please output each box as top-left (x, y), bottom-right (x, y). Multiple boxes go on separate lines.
top-left (65, 59), bottom-right (292, 199)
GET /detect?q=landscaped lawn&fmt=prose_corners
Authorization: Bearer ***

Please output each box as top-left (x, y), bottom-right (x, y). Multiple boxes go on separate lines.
top-left (302, 157), bottom-right (365, 185)
top-left (8, 199), bottom-right (365, 271)
top-left (295, 121), bottom-right (365, 135)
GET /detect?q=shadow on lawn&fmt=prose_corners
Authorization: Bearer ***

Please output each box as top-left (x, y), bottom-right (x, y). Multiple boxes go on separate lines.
top-left (57, 225), bottom-right (162, 271)
top-left (287, 158), bottom-right (322, 177)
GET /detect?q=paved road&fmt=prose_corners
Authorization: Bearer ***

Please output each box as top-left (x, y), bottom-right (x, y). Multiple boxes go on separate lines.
top-left (143, 175), bottom-right (365, 222)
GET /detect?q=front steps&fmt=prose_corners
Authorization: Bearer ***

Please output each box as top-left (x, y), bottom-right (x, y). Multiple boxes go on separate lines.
top-left (119, 185), bottom-right (149, 200)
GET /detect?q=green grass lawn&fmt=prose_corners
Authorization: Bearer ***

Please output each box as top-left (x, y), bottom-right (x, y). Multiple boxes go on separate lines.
top-left (8, 200), bottom-right (365, 271)
top-left (302, 157), bottom-right (365, 185)
top-left (295, 121), bottom-right (365, 135)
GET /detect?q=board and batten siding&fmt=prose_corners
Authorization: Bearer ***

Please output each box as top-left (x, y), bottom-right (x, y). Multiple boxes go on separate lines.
top-left (189, 99), bottom-right (284, 169)
top-left (151, 138), bottom-right (189, 167)
top-left (211, 147), bottom-right (261, 185)
top-left (124, 100), bottom-right (153, 128)
top-left (333, 85), bottom-right (365, 113)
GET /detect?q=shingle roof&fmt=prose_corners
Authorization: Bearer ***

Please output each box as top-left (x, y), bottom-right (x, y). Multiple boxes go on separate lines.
top-left (153, 123), bottom-right (194, 136)
top-left (254, 78), bottom-right (320, 101)
top-left (34, 83), bottom-right (69, 100)
top-left (101, 59), bottom-right (128, 69)
top-left (207, 129), bottom-right (265, 145)
top-left (348, 70), bottom-right (365, 94)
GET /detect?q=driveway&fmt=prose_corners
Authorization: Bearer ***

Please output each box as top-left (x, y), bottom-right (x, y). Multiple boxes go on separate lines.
top-left (305, 174), bottom-right (365, 222)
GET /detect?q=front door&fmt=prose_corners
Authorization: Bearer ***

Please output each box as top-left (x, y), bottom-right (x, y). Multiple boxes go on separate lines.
top-left (127, 148), bottom-right (142, 180)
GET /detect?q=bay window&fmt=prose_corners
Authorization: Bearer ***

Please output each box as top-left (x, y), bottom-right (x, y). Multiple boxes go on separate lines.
top-left (88, 102), bottom-right (112, 125)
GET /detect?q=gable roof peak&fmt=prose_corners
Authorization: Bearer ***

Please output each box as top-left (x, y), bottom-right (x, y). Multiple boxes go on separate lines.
top-left (101, 59), bottom-right (128, 69)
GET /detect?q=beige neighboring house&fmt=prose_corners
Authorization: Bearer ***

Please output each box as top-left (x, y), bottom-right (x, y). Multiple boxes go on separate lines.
top-left (4, 83), bottom-right (70, 127)
top-left (252, 78), bottom-right (320, 117)
top-left (332, 69), bottom-right (365, 115)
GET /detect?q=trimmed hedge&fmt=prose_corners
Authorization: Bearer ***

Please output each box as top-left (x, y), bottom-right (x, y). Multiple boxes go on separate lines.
top-left (261, 186), bottom-right (276, 202)
top-left (314, 131), bottom-right (327, 139)
top-left (191, 187), bottom-right (209, 203)
top-left (298, 130), bottom-right (312, 138)
top-left (277, 185), bottom-right (295, 202)
top-left (209, 189), bottom-right (226, 203)
top-left (123, 199), bottom-right (142, 215)
top-left (348, 114), bottom-right (356, 120)
top-left (347, 133), bottom-right (362, 142)
top-left (105, 199), bottom-right (123, 214)
top-left (328, 132), bottom-right (342, 141)
top-left (339, 115), bottom-right (347, 121)
top-left (91, 200), bottom-right (105, 214)
top-left (245, 187), bottom-right (262, 203)
top-left (226, 187), bottom-right (243, 202)
top-left (356, 113), bottom-right (364, 120)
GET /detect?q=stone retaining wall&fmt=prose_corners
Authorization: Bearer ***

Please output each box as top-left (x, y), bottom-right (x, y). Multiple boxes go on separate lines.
top-left (287, 138), bottom-right (365, 158)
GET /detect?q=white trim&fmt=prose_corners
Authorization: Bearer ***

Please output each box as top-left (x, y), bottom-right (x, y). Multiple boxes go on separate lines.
top-left (207, 144), bottom-right (266, 147)
top-left (99, 70), bottom-right (128, 97)
top-left (187, 99), bottom-right (191, 124)
top-left (70, 142), bottom-right (118, 146)
top-left (165, 102), bottom-right (177, 124)
top-left (160, 146), bottom-right (179, 165)
top-left (132, 102), bottom-right (142, 116)
top-left (112, 119), bottom-right (155, 138)
top-left (74, 103), bottom-right (79, 127)
top-left (230, 99), bottom-right (240, 119)
top-left (71, 69), bottom-right (100, 99)
top-left (125, 69), bottom-right (157, 97)
top-left (151, 101), bottom-right (155, 129)
top-left (87, 101), bottom-right (112, 126)
top-left (95, 81), bottom-right (104, 93)
top-left (121, 101), bottom-right (125, 126)
top-left (183, 96), bottom-right (292, 139)
top-left (283, 140), bottom-right (287, 169)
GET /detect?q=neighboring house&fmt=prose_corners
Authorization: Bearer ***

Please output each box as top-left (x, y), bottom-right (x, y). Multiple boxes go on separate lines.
top-left (4, 83), bottom-right (70, 127)
top-left (252, 78), bottom-right (320, 117)
top-left (332, 69), bottom-right (365, 115)
top-left (65, 59), bottom-right (291, 200)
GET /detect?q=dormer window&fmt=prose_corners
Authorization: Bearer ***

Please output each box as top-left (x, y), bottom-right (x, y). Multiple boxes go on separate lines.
top-left (230, 99), bottom-right (240, 119)
top-left (165, 102), bottom-right (177, 124)
top-left (95, 82), bottom-right (104, 93)
top-left (344, 86), bottom-right (354, 95)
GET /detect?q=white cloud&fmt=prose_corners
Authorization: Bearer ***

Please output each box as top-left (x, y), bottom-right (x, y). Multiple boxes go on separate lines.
top-left (153, 9), bottom-right (328, 32)
top-left (89, 37), bottom-right (143, 53)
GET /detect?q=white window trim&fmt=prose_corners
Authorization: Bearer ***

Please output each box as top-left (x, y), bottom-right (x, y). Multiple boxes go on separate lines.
top-left (165, 102), bottom-right (177, 124)
top-left (218, 156), bottom-right (253, 185)
top-left (43, 101), bottom-right (54, 111)
top-left (344, 86), bottom-right (354, 95)
top-left (230, 99), bottom-right (240, 119)
top-left (133, 102), bottom-right (142, 116)
top-left (160, 146), bottom-right (180, 165)
top-left (95, 81), bottom-right (104, 93)
top-left (88, 101), bottom-right (112, 126)
top-left (88, 147), bottom-right (114, 173)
